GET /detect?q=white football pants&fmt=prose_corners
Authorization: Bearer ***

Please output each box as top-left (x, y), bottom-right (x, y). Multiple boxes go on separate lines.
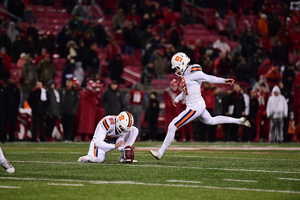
top-left (87, 127), bottom-right (138, 163)
top-left (159, 102), bottom-right (241, 155)
top-left (0, 147), bottom-right (6, 163)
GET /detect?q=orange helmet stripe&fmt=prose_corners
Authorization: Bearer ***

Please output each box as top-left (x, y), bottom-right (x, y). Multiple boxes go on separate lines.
top-left (191, 67), bottom-right (202, 72)
top-left (126, 111), bottom-right (132, 128)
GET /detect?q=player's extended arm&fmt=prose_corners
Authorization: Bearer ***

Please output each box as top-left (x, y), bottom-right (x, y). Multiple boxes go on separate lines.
top-left (173, 92), bottom-right (184, 107)
top-left (94, 125), bottom-right (124, 150)
top-left (191, 71), bottom-right (235, 86)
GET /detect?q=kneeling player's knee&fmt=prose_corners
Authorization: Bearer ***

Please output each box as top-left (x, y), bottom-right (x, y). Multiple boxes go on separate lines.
top-left (93, 157), bottom-right (103, 163)
top-left (205, 117), bottom-right (216, 125)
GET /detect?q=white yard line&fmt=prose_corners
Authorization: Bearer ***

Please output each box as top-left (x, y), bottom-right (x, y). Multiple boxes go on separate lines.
top-left (180, 155), bottom-right (297, 161)
top-left (223, 179), bottom-right (258, 183)
top-left (137, 147), bottom-right (300, 151)
top-left (167, 180), bottom-right (202, 184)
top-left (0, 185), bottom-right (20, 189)
top-left (0, 177), bottom-right (299, 194)
top-left (278, 178), bottom-right (300, 181)
top-left (48, 183), bottom-right (84, 186)
top-left (8, 152), bottom-right (82, 154)
top-left (10, 160), bottom-right (300, 174)
top-left (7, 152), bottom-right (299, 162)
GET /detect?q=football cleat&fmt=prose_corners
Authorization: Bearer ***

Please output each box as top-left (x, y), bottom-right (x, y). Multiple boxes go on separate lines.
top-left (239, 117), bottom-right (251, 127)
top-left (1, 160), bottom-right (15, 173)
top-left (77, 155), bottom-right (89, 163)
top-left (149, 150), bottom-right (162, 160)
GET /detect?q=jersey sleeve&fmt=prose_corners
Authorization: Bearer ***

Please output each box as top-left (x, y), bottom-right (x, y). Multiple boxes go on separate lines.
top-left (174, 91), bottom-right (184, 102)
top-left (191, 71), bottom-right (226, 84)
top-left (94, 119), bottom-right (115, 150)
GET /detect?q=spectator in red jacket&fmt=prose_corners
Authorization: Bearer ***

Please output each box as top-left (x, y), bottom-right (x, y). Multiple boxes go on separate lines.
top-left (104, 37), bottom-right (121, 62)
top-left (292, 72), bottom-right (300, 142)
top-left (264, 65), bottom-right (283, 89)
top-left (0, 47), bottom-right (12, 73)
top-left (289, 26), bottom-right (300, 54)
top-left (124, 83), bottom-right (146, 139)
top-left (277, 24), bottom-right (289, 48)
top-left (166, 23), bottom-right (180, 49)
top-left (163, 79), bottom-right (181, 134)
top-left (270, 40), bottom-right (288, 66)
top-left (197, 82), bottom-right (216, 141)
top-left (213, 52), bottom-right (232, 76)
top-left (34, 48), bottom-right (47, 66)
top-left (77, 80), bottom-right (98, 142)
top-left (101, 0), bottom-right (118, 14)
top-left (126, 6), bottom-right (141, 27)
top-left (254, 83), bottom-right (270, 142)
top-left (163, 6), bottom-right (176, 28)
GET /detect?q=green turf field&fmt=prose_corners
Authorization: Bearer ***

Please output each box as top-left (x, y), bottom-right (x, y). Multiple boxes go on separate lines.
top-left (0, 142), bottom-right (300, 200)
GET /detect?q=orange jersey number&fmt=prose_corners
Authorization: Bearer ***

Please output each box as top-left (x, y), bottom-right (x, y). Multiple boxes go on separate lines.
top-left (109, 118), bottom-right (115, 125)
top-left (175, 56), bottom-right (183, 62)
top-left (118, 115), bottom-right (124, 121)
top-left (181, 78), bottom-right (188, 95)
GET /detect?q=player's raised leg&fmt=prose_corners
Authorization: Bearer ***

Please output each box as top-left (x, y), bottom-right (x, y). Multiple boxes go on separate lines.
top-left (150, 108), bottom-right (199, 160)
top-left (199, 109), bottom-right (251, 127)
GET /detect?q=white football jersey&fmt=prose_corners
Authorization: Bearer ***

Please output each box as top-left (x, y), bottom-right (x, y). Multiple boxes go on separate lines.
top-left (93, 115), bottom-right (123, 141)
top-left (175, 64), bottom-right (226, 106)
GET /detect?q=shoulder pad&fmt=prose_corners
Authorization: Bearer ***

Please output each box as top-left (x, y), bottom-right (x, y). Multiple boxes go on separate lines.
top-left (190, 64), bottom-right (202, 73)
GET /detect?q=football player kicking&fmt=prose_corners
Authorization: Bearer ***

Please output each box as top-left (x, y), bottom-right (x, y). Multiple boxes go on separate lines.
top-left (78, 111), bottom-right (138, 163)
top-left (150, 52), bottom-right (251, 160)
top-left (0, 147), bottom-right (15, 173)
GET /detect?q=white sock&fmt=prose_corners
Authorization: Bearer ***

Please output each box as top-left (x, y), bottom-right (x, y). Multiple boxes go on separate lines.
top-left (0, 147), bottom-right (6, 163)
top-left (159, 125), bottom-right (177, 155)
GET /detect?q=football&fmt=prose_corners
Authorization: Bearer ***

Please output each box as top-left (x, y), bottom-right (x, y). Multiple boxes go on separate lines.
top-left (124, 146), bottom-right (134, 163)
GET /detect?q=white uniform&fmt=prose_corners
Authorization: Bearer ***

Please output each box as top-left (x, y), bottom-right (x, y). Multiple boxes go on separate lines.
top-left (159, 64), bottom-right (242, 155)
top-left (86, 115), bottom-right (138, 163)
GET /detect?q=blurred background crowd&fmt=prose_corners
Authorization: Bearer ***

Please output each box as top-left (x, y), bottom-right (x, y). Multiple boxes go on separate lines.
top-left (0, 0), bottom-right (299, 143)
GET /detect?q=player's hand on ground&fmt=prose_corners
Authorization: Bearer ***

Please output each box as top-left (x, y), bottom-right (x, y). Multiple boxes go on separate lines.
top-left (115, 140), bottom-right (125, 149)
top-left (225, 79), bottom-right (235, 86)
top-left (173, 100), bottom-right (178, 107)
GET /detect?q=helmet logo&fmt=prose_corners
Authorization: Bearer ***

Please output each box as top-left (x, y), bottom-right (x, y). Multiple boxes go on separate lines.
top-left (118, 115), bottom-right (125, 121)
top-left (175, 56), bottom-right (182, 62)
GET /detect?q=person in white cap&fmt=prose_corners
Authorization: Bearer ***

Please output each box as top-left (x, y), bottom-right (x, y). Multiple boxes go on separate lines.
top-left (267, 85), bottom-right (288, 143)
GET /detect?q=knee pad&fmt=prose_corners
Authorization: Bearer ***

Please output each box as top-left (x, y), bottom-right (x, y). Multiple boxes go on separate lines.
top-left (207, 117), bottom-right (216, 125)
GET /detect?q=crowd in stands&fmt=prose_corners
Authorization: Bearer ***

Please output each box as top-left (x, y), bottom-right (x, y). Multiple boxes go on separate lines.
top-left (0, 0), bottom-right (299, 143)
